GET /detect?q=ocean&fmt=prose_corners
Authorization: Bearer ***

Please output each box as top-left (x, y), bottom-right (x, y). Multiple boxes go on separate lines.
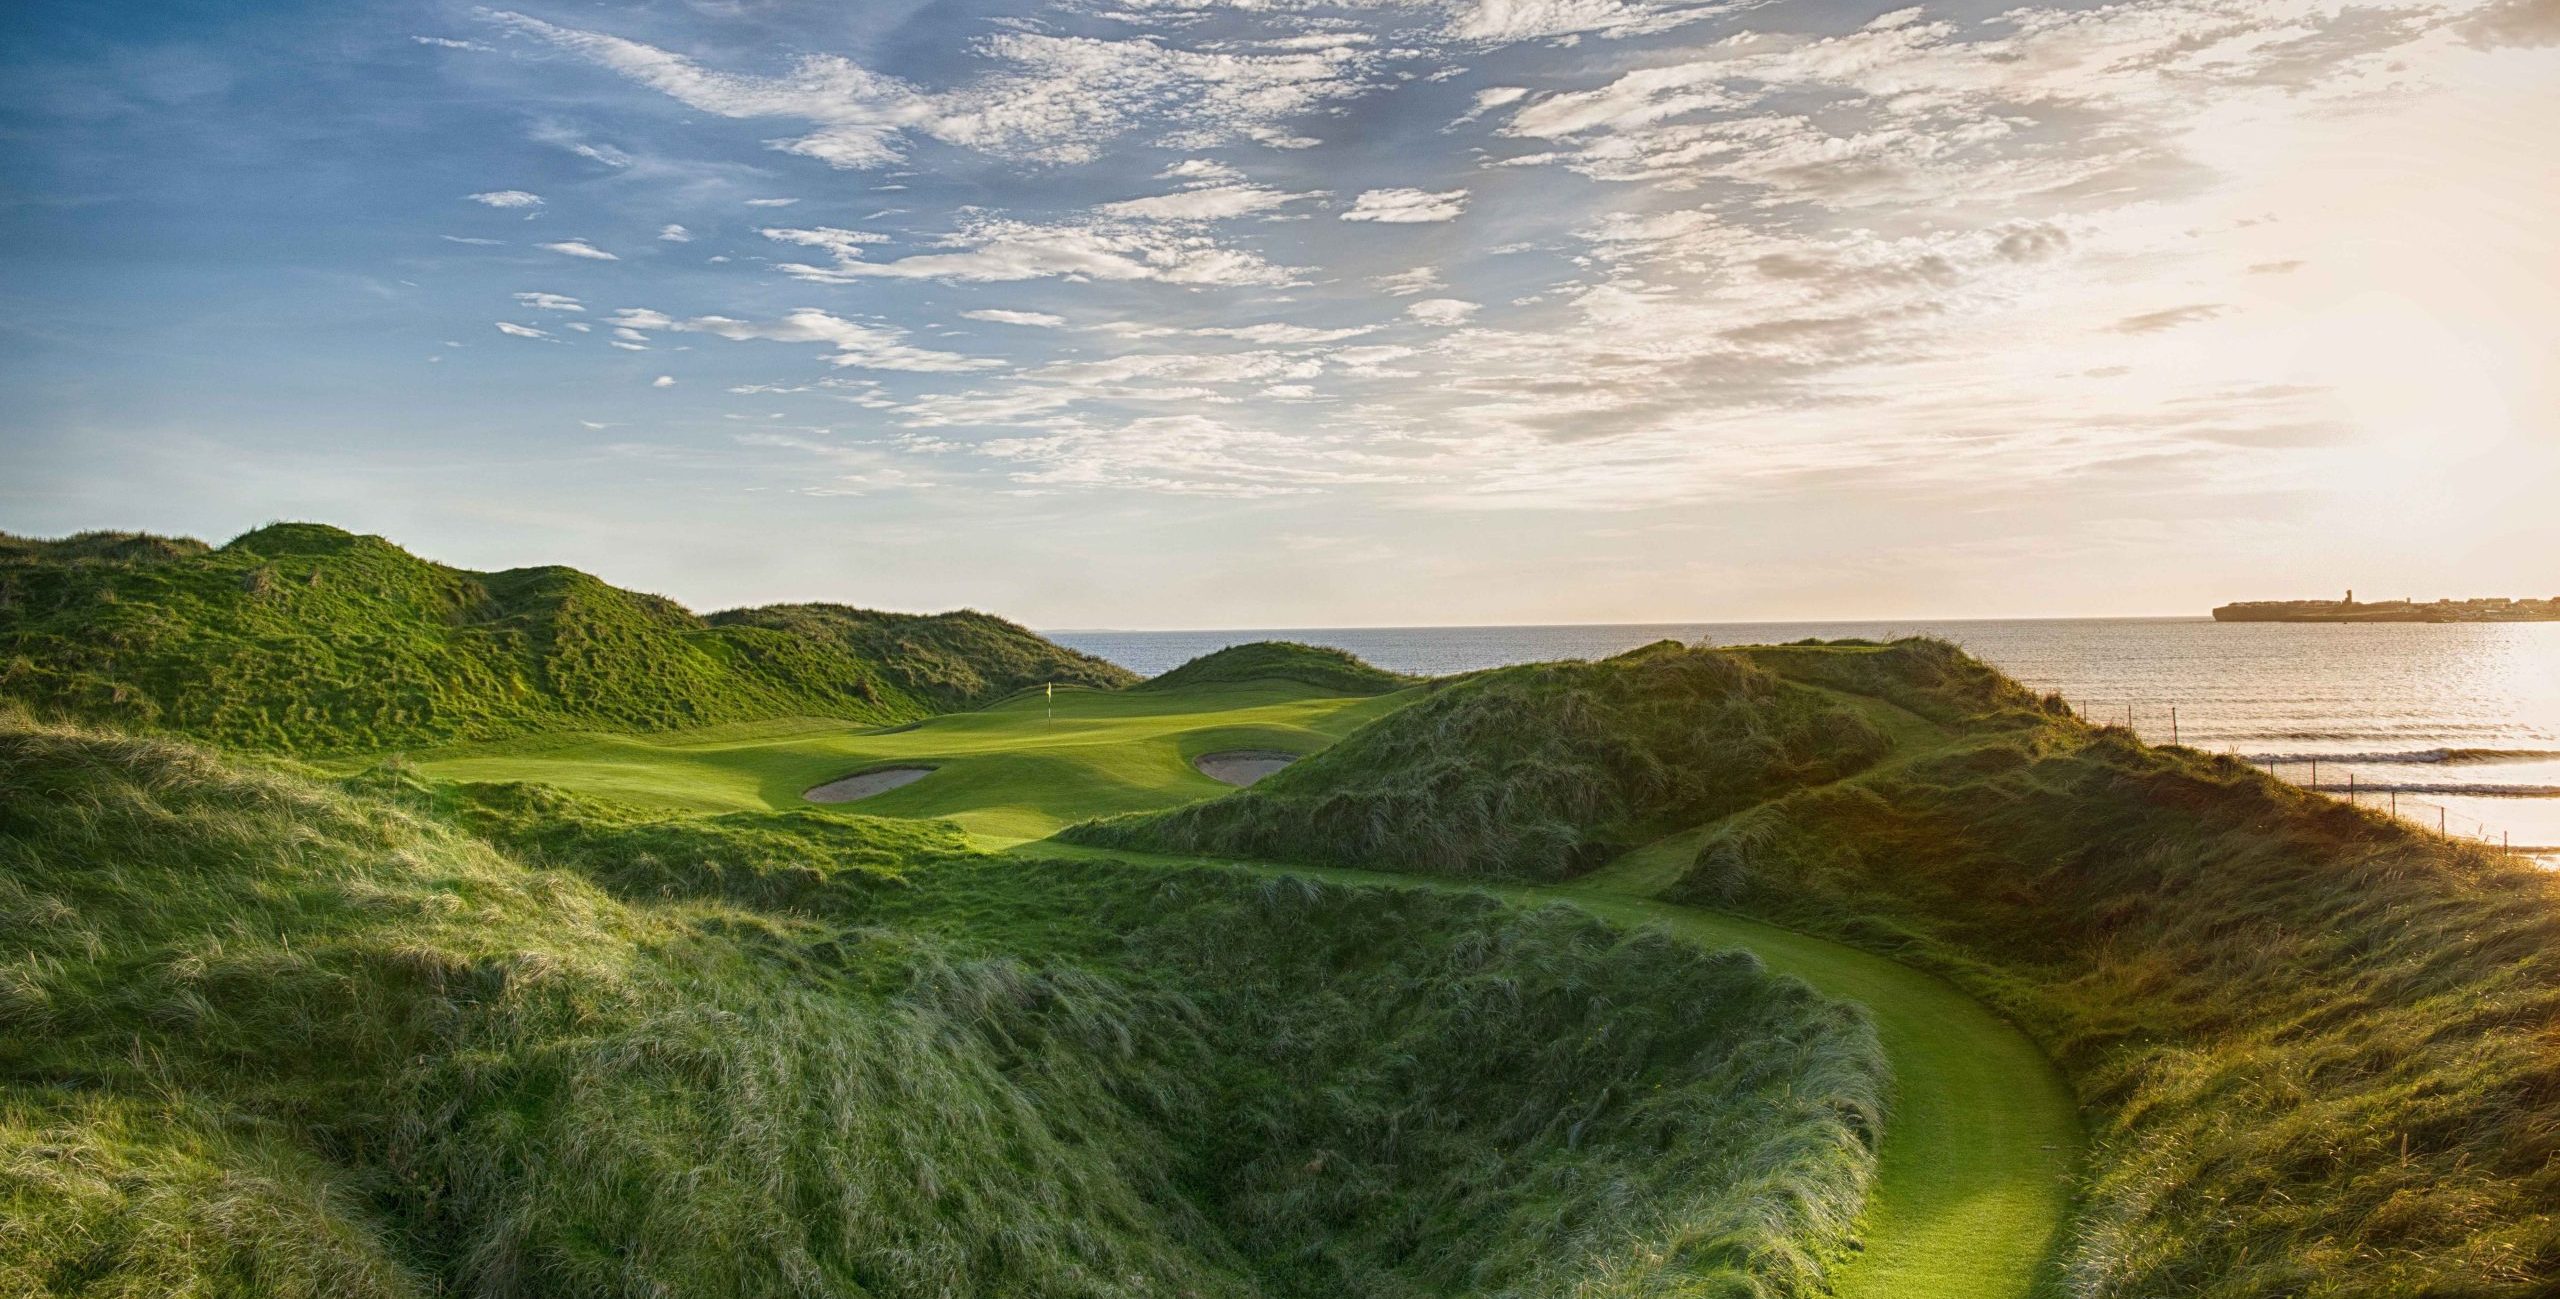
top-left (1050, 618), bottom-right (2560, 857)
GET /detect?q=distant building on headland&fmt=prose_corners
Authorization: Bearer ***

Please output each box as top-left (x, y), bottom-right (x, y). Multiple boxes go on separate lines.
top-left (2212, 591), bottom-right (2560, 622)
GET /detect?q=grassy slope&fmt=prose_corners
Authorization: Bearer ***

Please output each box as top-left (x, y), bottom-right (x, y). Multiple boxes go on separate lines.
top-left (422, 652), bottom-right (2084, 1299)
top-left (0, 715), bottom-right (1884, 1299)
top-left (0, 523), bottom-right (1130, 753)
top-left (1662, 639), bottom-right (2560, 1296)
top-left (1068, 642), bottom-right (1892, 880)
top-left (401, 679), bottom-right (1413, 843)
top-left (1134, 640), bottom-right (1414, 695)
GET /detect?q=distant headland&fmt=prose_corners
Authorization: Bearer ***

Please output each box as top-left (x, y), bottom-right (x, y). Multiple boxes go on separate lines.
top-left (2213, 590), bottom-right (2560, 622)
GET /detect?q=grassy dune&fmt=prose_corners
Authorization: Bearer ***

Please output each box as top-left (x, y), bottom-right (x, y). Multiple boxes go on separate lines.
top-left (1133, 640), bottom-right (1415, 695)
top-left (1068, 642), bottom-right (1891, 880)
top-left (0, 523), bottom-right (1128, 752)
top-left (1669, 639), bottom-right (2560, 1296)
top-left (0, 714), bottom-right (1886, 1298)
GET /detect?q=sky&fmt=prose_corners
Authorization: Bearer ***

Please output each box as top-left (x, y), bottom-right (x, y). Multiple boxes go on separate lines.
top-left (3, 0), bottom-right (2556, 628)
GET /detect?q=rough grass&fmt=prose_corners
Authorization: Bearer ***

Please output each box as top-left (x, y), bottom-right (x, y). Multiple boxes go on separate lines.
top-left (0, 713), bottom-right (1885, 1299)
top-left (1135, 641), bottom-right (1414, 695)
top-left (1673, 639), bottom-right (2560, 1296)
top-left (1068, 641), bottom-right (1890, 880)
top-left (709, 602), bottom-right (1135, 707)
top-left (0, 522), bottom-right (1128, 753)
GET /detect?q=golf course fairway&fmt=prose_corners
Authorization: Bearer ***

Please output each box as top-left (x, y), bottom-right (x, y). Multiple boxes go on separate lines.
top-left (404, 675), bottom-right (2086, 1296)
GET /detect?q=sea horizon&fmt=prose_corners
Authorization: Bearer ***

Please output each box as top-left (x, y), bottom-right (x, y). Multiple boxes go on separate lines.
top-left (1054, 618), bottom-right (2560, 856)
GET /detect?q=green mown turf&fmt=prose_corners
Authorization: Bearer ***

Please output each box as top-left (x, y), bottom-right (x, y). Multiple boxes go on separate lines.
top-left (396, 680), bottom-right (1416, 843)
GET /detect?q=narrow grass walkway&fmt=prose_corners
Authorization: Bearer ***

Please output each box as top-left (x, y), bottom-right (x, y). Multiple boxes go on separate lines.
top-left (1557, 889), bottom-right (2077, 1299)
top-left (1029, 836), bottom-right (2081, 1299)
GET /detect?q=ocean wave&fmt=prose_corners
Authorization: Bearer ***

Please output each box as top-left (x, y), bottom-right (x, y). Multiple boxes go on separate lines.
top-left (2240, 748), bottom-right (2560, 766)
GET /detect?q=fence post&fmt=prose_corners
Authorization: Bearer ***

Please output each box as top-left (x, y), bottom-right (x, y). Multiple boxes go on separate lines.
top-left (2170, 705), bottom-right (2179, 746)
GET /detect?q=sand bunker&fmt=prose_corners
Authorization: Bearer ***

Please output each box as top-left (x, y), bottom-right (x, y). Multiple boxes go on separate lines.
top-left (1194, 751), bottom-right (1300, 788)
top-left (804, 766), bottom-right (935, 803)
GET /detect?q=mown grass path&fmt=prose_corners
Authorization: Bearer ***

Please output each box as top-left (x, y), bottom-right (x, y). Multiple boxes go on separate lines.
top-left (1559, 889), bottom-right (2077, 1299)
top-left (417, 681), bottom-right (2083, 1297)
top-left (1033, 838), bottom-right (2081, 1299)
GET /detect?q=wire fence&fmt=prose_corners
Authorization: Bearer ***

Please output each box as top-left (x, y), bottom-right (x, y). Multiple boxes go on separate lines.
top-left (2064, 699), bottom-right (2553, 863)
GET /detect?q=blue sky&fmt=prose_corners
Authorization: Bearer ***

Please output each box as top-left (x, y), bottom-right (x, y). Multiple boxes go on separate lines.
top-left (5, 0), bottom-right (2556, 626)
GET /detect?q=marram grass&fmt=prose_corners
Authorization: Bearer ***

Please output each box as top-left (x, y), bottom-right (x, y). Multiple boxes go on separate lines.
top-left (0, 712), bottom-right (1885, 1298)
top-left (1678, 638), bottom-right (2560, 1296)
top-left (1067, 640), bottom-right (1889, 880)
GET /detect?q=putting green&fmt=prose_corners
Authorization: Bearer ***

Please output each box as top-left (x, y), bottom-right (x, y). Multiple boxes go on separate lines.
top-left (407, 676), bottom-right (2081, 1297)
top-left (403, 680), bottom-right (1412, 843)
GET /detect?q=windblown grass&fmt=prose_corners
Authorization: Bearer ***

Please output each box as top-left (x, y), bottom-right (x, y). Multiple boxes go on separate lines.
top-left (1067, 641), bottom-right (1890, 880)
top-left (1672, 639), bottom-right (2560, 1296)
top-left (0, 522), bottom-right (1127, 753)
top-left (0, 713), bottom-right (1885, 1298)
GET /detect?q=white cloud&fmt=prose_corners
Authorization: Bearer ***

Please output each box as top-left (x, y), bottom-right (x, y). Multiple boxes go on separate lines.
top-left (745, 197), bottom-right (800, 207)
top-left (415, 36), bottom-right (495, 52)
top-left (1098, 184), bottom-right (1312, 221)
top-left (441, 235), bottom-right (504, 246)
top-left (768, 216), bottom-right (1295, 287)
top-left (1373, 266), bottom-right (1446, 295)
top-left (760, 226), bottom-right (891, 262)
top-left (1405, 297), bottom-right (1480, 326)
top-left (494, 321), bottom-right (550, 338)
top-left (1194, 322), bottom-right (1375, 344)
top-left (962, 309), bottom-right (1068, 327)
top-left (513, 291), bottom-right (585, 312)
top-left (658, 224), bottom-right (692, 242)
top-left (1446, 0), bottom-right (1732, 42)
top-left (1158, 158), bottom-right (1245, 184)
top-left (539, 239), bottom-right (618, 260)
top-left (482, 10), bottom-right (1375, 170)
top-left (652, 374), bottom-right (677, 387)
top-left (616, 306), bottom-right (1000, 372)
top-left (468, 190), bottom-right (543, 208)
top-left (1342, 187), bottom-right (1469, 223)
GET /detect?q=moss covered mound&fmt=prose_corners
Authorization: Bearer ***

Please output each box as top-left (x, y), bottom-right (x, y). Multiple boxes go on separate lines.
top-left (1668, 640), bottom-right (2560, 1296)
top-left (0, 715), bottom-right (1885, 1299)
top-left (0, 523), bottom-right (1130, 753)
top-left (1136, 641), bottom-right (1413, 695)
top-left (1069, 641), bottom-right (1892, 880)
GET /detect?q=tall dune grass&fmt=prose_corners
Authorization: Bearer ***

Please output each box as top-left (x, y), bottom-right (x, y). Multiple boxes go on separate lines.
top-left (0, 714), bottom-right (1885, 1298)
top-left (1682, 641), bottom-right (2560, 1295)
top-left (1066, 641), bottom-right (1890, 880)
